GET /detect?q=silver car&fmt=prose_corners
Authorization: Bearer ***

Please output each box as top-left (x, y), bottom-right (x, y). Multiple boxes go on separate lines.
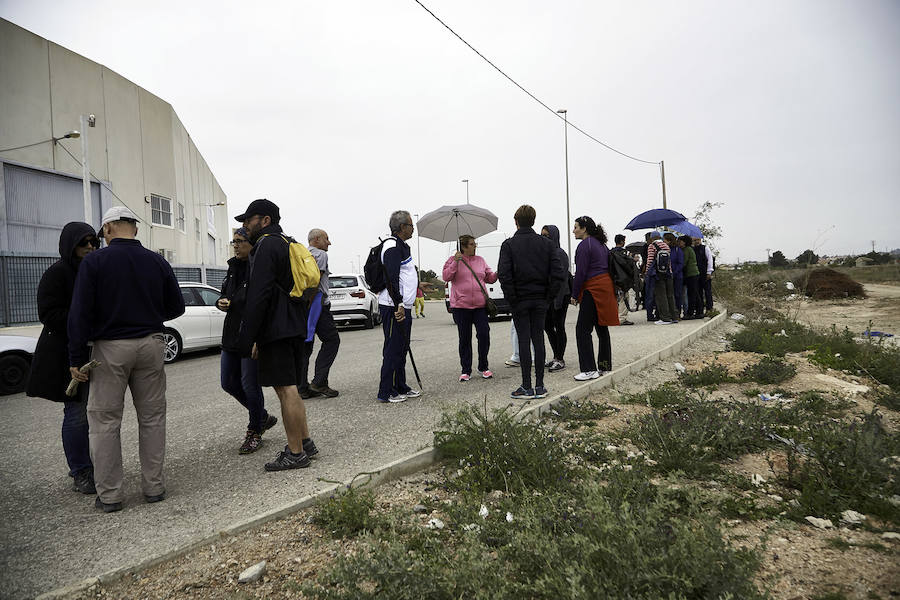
top-left (328, 273), bottom-right (381, 329)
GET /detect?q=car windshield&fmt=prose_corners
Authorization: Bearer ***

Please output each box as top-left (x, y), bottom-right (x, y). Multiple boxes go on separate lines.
top-left (329, 276), bottom-right (359, 289)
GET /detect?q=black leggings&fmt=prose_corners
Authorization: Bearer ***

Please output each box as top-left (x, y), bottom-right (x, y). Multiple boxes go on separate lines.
top-left (575, 292), bottom-right (612, 373)
top-left (544, 303), bottom-right (568, 361)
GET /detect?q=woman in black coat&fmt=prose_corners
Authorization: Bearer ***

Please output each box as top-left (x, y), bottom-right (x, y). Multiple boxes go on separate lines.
top-left (216, 228), bottom-right (276, 455)
top-left (25, 221), bottom-right (99, 494)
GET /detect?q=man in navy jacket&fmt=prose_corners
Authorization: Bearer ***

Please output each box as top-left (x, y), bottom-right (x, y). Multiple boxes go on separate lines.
top-left (68, 206), bottom-right (184, 513)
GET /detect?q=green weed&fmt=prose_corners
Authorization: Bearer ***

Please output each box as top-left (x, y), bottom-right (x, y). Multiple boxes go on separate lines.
top-left (729, 318), bottom-right (823, 356)
top-left (810, 326), bottom-right (900, 392)
top-left (741, 356), bottom-right (797, 384)
top-left (312, 486), bottom-right (383, 538)
top-left (678, 362), bottom-right (734, 389)
top-left (545, 398), bottom-right (617, 429)
top-left (621, 381), bottom-right (686, 408)
top-left (434, 401), bottom-right (573, 495)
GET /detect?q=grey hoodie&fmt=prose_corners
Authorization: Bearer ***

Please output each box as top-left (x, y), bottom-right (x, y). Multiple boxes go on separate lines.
top-left (542, 225), bottom-right (571, 309)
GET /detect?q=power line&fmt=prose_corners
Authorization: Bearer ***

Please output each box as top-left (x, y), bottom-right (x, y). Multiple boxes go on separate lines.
top-left (0, 139), bottom-right (53, 153)
top-left (55, 141), bottom-right (134, 213)
top-left (412, 0), bottom-right (659, 165)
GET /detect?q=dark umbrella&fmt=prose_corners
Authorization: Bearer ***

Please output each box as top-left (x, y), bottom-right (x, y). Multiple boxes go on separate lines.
top-left (624, 208), bottom-right (688, 230)
top-left (667, 219), bottom-right (704, 239)
top-left (625, 241), bottom-right (646, 252)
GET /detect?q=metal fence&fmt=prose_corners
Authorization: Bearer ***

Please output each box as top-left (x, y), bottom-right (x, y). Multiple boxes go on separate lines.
top-left (0, 255), bottom-right (228, 326)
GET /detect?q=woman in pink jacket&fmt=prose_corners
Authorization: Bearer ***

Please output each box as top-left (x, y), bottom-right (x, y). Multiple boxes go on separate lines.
top-left (442, 235), bottom-right (499, 382)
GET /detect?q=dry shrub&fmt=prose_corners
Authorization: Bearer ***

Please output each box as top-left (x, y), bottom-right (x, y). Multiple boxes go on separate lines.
top-left (797, 267), bottom-right (866, 300)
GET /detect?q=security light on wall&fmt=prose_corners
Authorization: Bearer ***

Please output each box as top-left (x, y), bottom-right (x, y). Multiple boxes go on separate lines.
top-left (88, 114), bottom-right (96, 127)
top-left (53, 130), bottom-right (80, 143)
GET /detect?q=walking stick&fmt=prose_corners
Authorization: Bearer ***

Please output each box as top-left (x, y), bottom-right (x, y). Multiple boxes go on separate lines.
top-left (405, 324), bottom-right (423, 390)
top-left (66, 359), bottom-right (101, 397)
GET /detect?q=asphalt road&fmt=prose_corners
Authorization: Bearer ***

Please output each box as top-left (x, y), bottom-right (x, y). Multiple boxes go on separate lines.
top-left (0, 303), bottom-right (712, 598)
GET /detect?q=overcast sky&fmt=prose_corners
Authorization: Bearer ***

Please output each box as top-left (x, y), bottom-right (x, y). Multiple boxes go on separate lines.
top-left (3, 0), bottom-right (898, 272)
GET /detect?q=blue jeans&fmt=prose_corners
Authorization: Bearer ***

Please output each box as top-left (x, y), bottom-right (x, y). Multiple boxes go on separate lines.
top-left (62, 401), bottom-right (92, 476)
top-left (644, 276), bottom-right (656, 320)
top-left (673, 275), bottom-right (684, 315)
top-left (378, 305), bottom-right (413, 400)
top-left (220, 349), bottom-right (269, 433)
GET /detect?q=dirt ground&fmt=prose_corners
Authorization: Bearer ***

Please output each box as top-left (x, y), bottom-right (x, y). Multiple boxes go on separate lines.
top-left (67, 286), bottom-right (900, 600)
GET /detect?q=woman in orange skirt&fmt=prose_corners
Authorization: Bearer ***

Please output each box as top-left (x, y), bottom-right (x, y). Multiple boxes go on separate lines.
top-left (570, 216), bottom-right (619, 380)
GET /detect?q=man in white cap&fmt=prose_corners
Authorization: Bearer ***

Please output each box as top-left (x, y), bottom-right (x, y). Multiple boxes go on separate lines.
top-left (68, 205), bottom-right (185, 512)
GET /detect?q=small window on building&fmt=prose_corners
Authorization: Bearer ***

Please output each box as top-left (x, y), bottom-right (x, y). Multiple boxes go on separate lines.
top-left (151, 194), bottom-right (172, 227)
top-left (195, 217), bottom-right (201, 241)
top-left (176, 202), bottom-right (185, 232)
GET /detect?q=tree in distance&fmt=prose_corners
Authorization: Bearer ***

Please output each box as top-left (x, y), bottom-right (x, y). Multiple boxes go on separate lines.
top-left (796, 249), bottom-right (819, 266)
top-left (769, 250), bottom-right (790, 268)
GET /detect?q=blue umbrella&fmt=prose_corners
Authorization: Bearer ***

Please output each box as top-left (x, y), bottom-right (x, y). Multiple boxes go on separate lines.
top-left (624, 208), bottom-right (688, 230)
top-left (667, 220), bottom-right (704, 239)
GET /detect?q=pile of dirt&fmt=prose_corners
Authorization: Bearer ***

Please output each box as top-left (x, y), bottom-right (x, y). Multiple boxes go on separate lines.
top-left (799, 268), bottom-right (866, 300)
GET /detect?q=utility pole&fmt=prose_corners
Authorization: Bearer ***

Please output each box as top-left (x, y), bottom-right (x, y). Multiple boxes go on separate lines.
top-left (659, 160), bottom-right (667, 209)
top-left (871, 240), bottom-right (876, 253)
top-left (766, 248), bottom-right (771, 260)
top-left (461, 180), bottom-right (469, 204)
top-left (556, 109), bottom-right (572, 270)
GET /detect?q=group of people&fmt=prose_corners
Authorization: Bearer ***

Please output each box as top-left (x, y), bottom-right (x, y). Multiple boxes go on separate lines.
top-left (638, 231), bottom-right (715, 324)
top-left (441, 206), bottom-right (625, 398)
top-left (26, 198), bottom-right (714, 512)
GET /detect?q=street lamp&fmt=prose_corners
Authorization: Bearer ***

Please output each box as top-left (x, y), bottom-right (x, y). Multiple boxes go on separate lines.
top-left (413, 213), bottom-right (422, 280)
top-left (461, 179), bottom-right (470, 204)
top-left (557, 109), bottom-right (572, 269)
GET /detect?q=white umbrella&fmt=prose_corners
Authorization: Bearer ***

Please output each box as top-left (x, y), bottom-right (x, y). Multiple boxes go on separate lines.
top-left (416, 203), bottom-right (499, 243)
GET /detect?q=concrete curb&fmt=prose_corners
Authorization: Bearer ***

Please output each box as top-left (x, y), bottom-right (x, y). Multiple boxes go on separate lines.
top-left (37, 312), bottom-right (726, 600)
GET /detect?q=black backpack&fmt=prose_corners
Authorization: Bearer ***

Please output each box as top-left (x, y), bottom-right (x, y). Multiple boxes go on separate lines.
top-left (363, 237), bottom-right (393, 294)
top-left (652, 242), bottom-right (672, 278)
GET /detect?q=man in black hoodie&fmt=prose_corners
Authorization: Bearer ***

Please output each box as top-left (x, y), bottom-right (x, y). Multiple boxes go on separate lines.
top-left (237, 199), bottom-right (318, 471)
top-left (68, 206), bottom-right (185, 513)
top-left (27, 222), bottom-right (100, 495)
top-left (539, 224), bottom-right (571, 371)
top-left (498, 205), bottom-right (566, 400)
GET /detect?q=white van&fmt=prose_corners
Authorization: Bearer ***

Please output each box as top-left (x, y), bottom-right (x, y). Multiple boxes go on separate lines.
top-left (444, 232), bottom-right (511, 318)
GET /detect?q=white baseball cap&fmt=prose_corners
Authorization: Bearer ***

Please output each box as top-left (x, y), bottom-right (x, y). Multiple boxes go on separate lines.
top-left (100, 205), bottom-right (139, 226)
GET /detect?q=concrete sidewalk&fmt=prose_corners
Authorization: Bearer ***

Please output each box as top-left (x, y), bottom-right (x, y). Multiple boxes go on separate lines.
top-left (0, 309), bottom-right (723, 599)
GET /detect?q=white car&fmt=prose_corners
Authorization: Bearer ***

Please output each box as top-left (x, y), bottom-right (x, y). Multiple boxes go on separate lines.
top-left (162, 283), bottom-right (227, 363)
top-left (328, 273), bottom-right (381, 329)
top-left (0, 335), bottom-right (37, 395)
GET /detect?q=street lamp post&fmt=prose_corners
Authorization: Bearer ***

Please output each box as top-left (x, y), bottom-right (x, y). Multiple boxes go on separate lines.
top-left (556, 109), bottom-right (572, 269)
top-left (461, 179), bottom-right (469, 204)
top-left (413, 214), bottom-right (422, 280)
top-left (80, 114), bottom-right (96, 226)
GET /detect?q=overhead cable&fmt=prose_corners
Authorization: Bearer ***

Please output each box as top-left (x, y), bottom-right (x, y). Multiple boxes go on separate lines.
top-left (412, 0), bottom-right (659, 165)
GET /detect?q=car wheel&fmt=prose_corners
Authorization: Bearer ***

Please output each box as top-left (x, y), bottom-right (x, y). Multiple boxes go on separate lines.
top-left (364, 309), bottom-right (375, 329)
top-left (162, 329), bottom-right (183, 363)
top-left (0, 354), bottom-right (30, 395)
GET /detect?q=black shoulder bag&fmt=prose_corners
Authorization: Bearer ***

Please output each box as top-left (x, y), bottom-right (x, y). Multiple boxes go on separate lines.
top-left (460, 258), bottom-right (498, 319)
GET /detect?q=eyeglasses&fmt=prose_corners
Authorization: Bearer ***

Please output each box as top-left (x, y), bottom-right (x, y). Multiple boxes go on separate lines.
top-left (78, 238), bottom-right (100, 248)
top-left (231, 239), bottom-right (249, 246)
top-left (402, 222), bottom-right (414, 229)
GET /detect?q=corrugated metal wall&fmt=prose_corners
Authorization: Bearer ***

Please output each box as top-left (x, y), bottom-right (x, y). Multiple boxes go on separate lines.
top-left (3, 163), bottom-right (102, 251)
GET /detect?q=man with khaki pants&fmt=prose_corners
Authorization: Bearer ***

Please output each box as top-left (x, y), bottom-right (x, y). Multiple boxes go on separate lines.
top-left (68, 206), bottom-right (185, 513)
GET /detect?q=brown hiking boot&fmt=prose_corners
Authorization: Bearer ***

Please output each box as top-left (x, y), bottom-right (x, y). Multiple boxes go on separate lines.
top-left (239, 430), bottom-right (262, 454)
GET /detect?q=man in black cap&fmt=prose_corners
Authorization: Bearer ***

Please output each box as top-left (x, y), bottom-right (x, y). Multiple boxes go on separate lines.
top-left (236, 199), bottom-right (318, 471)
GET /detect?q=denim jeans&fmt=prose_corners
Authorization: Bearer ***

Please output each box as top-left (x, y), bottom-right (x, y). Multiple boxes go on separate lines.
top-left (62, 401), bottom-right (92, 476)
top-left (220, 349), bottom-right (268, 433)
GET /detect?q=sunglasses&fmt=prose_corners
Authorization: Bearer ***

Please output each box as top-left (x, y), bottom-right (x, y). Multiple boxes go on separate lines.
top-left (78, 238), bottom-right (100, 248)
top-left (231, 239), bottom-right (249, 246)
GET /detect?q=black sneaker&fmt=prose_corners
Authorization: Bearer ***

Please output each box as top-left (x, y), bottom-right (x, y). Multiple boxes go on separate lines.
top-left (298, 387), bottom-right (321, 400)
top-left (510, 386), bottom-right (535, 399)
top-left (548, 359), bottom-right (566, 373)
top-left (95, 497), bottom-right (122, 513)
top-left (309, 383), bottom-right (339, 398)
top-left (262, 414), bottom-right (278, 432)
top-left (533, 386), bottom-right (548, 399)
top-left (72, 469), bottom-right (96, 495)
top-left (265, 446), bottom-right (311, 471)
top-left (144, 491), bottom-right (166, 503)
top-left (303, 438), bottom-right (319, 458)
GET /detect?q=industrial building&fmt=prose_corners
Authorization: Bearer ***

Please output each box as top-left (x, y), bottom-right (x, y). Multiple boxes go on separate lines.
top-left (0, 18), bottom-right (230, 325)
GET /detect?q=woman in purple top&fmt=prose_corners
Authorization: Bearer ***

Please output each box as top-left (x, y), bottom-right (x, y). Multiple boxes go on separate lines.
top-left (571, 216), bottom-right (619, 381)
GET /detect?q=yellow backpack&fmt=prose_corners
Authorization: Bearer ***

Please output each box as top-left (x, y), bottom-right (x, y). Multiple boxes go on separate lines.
top-left (261, 234), bottom-right (321, 298)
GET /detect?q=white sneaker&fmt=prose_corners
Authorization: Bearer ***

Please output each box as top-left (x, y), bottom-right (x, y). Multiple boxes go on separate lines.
top-left (654, 320), bottom-right (667, 325)
top-left (574, 371), bottom-right (600, 381)
top-left (505, 359), bottom-right (520, 367)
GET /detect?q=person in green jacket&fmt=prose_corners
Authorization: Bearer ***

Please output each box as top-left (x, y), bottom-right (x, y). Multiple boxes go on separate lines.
top-left (679, 236), bottom-right (702, 319)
